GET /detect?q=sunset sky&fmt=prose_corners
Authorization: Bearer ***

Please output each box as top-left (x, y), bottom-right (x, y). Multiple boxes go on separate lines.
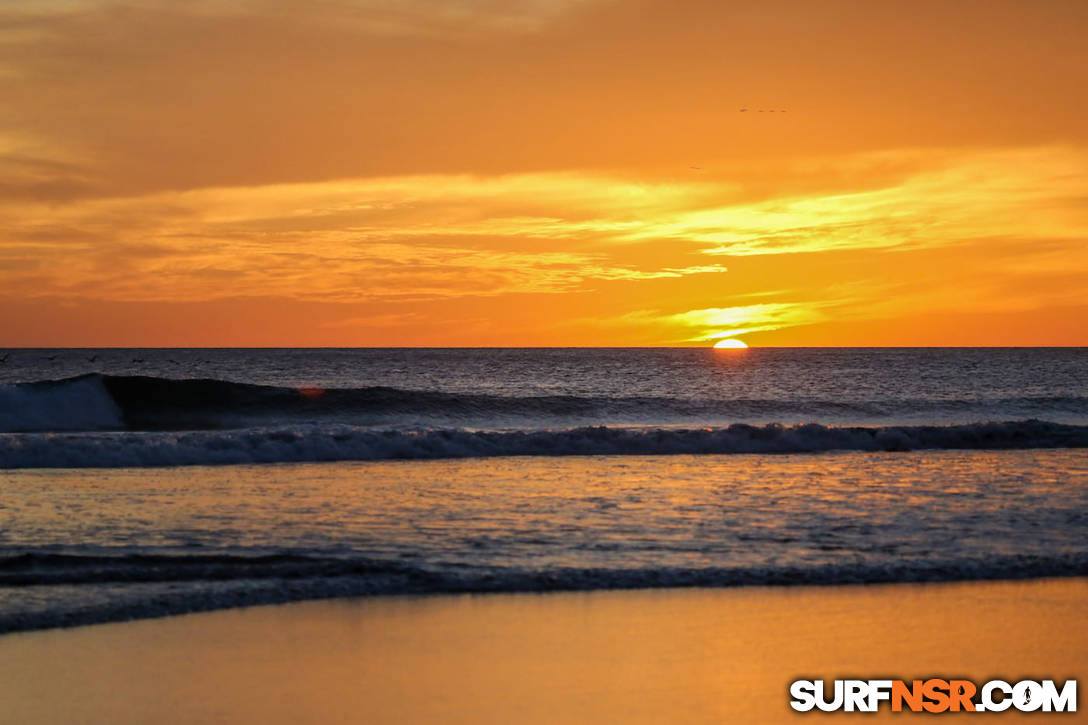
top-left (1, 0), bottom-right (1086, 346)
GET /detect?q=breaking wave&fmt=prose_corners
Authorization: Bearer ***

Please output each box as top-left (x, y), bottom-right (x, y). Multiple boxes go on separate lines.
top-left (2, 373), bottom-right (1087, 433)
top-left (2, 550), bottom-right (1086, 634)
top-left (2, 419), bottom-right (1086, 469)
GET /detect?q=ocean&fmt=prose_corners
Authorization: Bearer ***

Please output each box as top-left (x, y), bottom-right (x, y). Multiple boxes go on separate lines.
top-left (1, 347), bottom-right (1086, 633)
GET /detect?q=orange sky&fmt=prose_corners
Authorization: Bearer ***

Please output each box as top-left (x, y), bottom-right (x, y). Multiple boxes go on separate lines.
top-left (1, 0), bottom-right (1086, 346)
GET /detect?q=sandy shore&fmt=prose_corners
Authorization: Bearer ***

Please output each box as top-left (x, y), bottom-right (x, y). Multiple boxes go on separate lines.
top-left (1, 578), bottom-right (1084, 723)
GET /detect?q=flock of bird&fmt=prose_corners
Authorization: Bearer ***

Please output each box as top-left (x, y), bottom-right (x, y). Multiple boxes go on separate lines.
top-left (739, 108), bottom-right (787, 112)
top-left (0, 353), bottom-right (154, 364)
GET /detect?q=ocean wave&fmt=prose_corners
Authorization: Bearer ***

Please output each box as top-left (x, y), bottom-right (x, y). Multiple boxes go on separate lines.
top-left (2, 551), bottom-right (1086, 634)
top-left (0, 375), bottom-right (124, 432)
top-left (1, 420), bottom-right (1086, 469)
top-left (0, 552), bottom-right (414, 586)
top-left (2, 373), bottom-right (1087, 433)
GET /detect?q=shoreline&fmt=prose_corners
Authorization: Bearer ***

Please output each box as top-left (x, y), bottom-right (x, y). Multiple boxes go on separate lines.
top-left (1, 577), bottom-right (1085, 723)
top-left (4, 567), bottom-right (1088, 637)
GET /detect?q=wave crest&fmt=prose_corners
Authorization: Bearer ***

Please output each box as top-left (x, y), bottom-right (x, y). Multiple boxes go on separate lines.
top-left (3, 373), bottom-right (1087, 433)
top-left (2, 419), bottom-right (1085, 469)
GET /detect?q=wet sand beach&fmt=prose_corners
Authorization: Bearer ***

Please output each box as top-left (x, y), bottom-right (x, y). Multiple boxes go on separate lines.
top-left (1, 577), bottom-right (1084, 723)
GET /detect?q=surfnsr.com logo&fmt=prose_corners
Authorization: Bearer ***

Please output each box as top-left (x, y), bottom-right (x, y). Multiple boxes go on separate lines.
top-left (789, 679), bottom-right (1077, 713)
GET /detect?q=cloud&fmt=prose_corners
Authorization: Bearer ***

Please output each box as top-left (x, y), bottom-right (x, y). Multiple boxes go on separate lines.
top-left (0, 130), bottom-right (101, 202)
top-left (663, 303), bottom-right (831, 340)
top-left (609, 300), bottom-right (839, 343)
top-left (0, 0), bottom-right (598, 35)
top-left (635, 148), bottom-right (1088, 256)
top-left (4, 0), bottom-right (1086, 199)
top-left (0, 170), bottom-right (736, 303)
top-left (0, 147), bottom-right (1085, 312)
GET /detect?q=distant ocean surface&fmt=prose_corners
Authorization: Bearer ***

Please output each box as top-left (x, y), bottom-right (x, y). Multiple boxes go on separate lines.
top-left (1, 348), bottom-right (1086, 632)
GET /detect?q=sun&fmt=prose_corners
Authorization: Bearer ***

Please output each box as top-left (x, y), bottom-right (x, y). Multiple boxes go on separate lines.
top-left (713, 338), bottom-right (749, 349)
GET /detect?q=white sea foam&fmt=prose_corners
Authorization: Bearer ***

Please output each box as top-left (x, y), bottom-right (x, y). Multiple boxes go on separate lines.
top-left (0, 377), bottom-right (124, 433)
top-left (1, 420), bottom-right (1084, 468)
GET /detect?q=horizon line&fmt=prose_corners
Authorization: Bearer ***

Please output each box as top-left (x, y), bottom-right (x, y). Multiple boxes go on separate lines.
top-left (2, 345), bottom-right (1086, 351)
